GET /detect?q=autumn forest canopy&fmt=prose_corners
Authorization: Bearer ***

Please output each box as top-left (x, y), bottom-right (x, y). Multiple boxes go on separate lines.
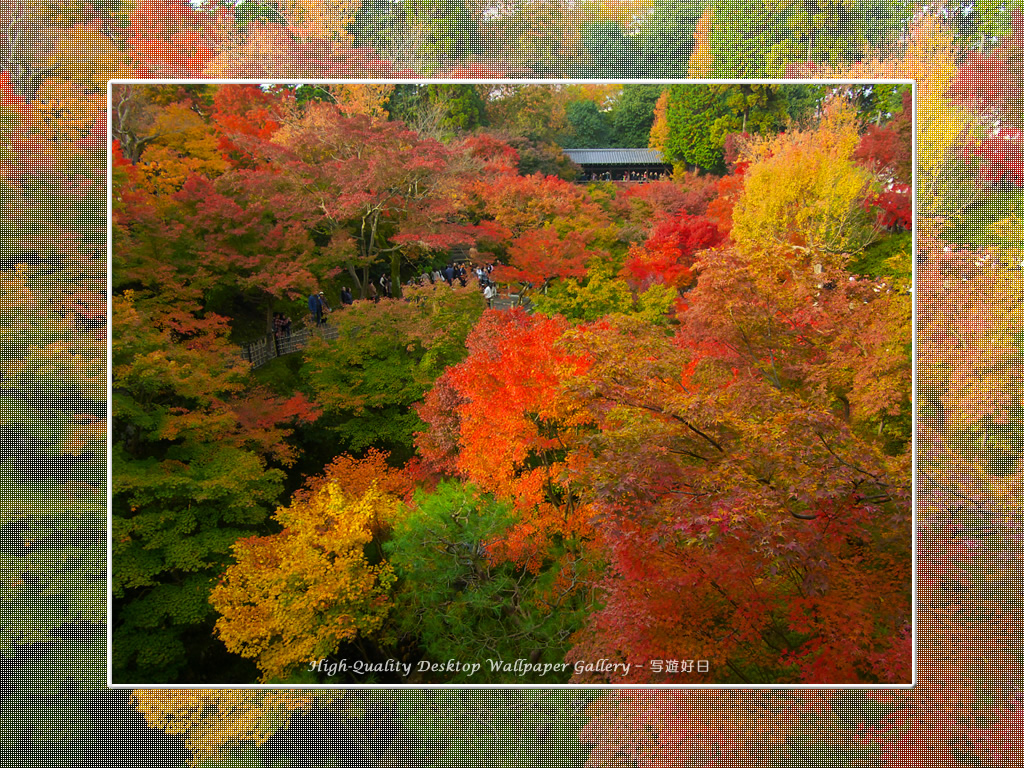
top-left (110, 81), bottom-right (913, 686)
top-left (12, 0), bottom-right (1024, 764)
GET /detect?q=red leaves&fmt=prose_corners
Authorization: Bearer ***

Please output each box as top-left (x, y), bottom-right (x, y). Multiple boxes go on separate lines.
top-left (123, 0), bottom-right (221, 78)
top-left (458, 133), bottom-right (521, 174)
top-left (951, 49), bottom-right (1017, 112)
top-left (621, 212), bottom-right (723, 291)
top-left (853, 91), bottom-right (913, 185)
top-left (493, 228), bottom-right (591, 287)
top-left (413, 369), bottom-right (467, 476)
top-left (970, 126), bottom-right (1024, 188)
top-left (865, 183), bottom-right (912, 231)
top-left (971, 703), bottom-right (1024, 767)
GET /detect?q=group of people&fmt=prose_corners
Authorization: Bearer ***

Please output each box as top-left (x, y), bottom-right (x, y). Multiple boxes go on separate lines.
top-left (300, 287), bottom-right (354, 330)
top-left (287, 263), bottom-right (504, 334)
top-left (580, 170), bottom-right (666, 182)
top-left (408, 261), bottom-right (499, 291)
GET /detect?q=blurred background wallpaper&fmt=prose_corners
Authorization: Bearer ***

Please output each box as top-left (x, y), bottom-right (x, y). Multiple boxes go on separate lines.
top-left (1, 0), bottom-right (1018, 765)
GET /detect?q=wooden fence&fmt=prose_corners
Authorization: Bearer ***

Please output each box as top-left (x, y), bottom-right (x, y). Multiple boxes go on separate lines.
top-left (240, 324), bottom-right (339, 369)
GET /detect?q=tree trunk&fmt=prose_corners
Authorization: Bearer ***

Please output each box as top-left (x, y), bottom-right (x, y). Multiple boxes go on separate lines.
top-left (347, 263), bottom-right (362, 298)
top-left (391, 251), bottom-right (402, 300)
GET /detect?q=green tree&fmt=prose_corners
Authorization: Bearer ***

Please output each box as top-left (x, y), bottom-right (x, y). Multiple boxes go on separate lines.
top-left (661, 84), bottom-right (803, 173)
top-left (386, 83), bottom-right (487, 137)
top-left (299, 283), bottom-right (484, 460)
top-left (783, 0), bottom-right (868, 67)
top-left (561, 99), bottom-right (612, 148)
top-left (532, 264), bottom-right (675, 324)
top-left (578, 19), bottom-right (636, 78)
top-left (609, 84), bottom-right (663, 147)
top-left (482, 85), bottom-right (575, 144)
top-left (111, 292), bottom-right (318, 683)
top-left (708, 0), bottom-right (790, 77)
top-left (384, 481), bottom-right (596, 683)
top-left (426, 83), bottom-right (487, 133)
top-left (632, 0), bottom-right (705, 76)
top-left (713, 84), bottom-right (791, 136)
top-left (661, 84), bottom-right (730, 173)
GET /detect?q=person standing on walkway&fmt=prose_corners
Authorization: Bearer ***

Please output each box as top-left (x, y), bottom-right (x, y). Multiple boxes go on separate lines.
top-left (308, 292), bottom-right (321, 326)
top-left (318, 292), bottom-right (331, 324)
top-left (274, 312), bottom-right (291, 338)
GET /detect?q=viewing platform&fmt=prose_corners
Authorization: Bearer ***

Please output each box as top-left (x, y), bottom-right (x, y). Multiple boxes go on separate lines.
top-left (563, 147), bottom-right (672, 183)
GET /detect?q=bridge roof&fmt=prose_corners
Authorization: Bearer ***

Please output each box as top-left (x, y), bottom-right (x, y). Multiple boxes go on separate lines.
top-left (562, 148), bottom-right (667, 166)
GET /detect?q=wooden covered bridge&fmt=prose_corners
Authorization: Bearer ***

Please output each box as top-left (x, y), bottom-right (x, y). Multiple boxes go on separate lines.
top-left (562, 148), bottom-right (672, 183)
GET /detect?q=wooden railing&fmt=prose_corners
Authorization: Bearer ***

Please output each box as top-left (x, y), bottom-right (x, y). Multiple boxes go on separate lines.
top-left (239, 323), bottom-right (339, 369)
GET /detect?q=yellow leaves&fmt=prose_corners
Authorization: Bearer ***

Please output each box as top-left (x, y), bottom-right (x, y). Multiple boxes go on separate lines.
top-left (49, 30), bottom-right (132, 90)
top-left (0, 264), bottom-right (38, 322)
top-left (732, 99), bottom-right (878, 268)
top-left (132, 689), bottom-right (351, 767)
top-left (210, 481), bottom-right (399, 681)
top-left (593, 0), bottom-right (653, 29)
top-left (274, 0), bottom-right (360, 43)
top-left (989, 215), bottom-right (1024, 260)
top-left (841, 16), bottom-right (972, 217)
top-left (32, 31), bottom-right (130, 145)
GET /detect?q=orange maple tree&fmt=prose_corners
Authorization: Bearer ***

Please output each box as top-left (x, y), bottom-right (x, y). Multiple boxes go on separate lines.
top-left (421, 308), bottom-right (595, 573)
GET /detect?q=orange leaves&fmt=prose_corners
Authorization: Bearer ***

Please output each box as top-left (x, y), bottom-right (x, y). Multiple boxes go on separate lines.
top-left (424, 309), bottom-right (595, 569)
top-left (296, 448), bottom-right (415, 508)
top-left (414, 368), bottom-right (467, 476)
top-left (495, 227), bottom-right (591, 288)
top-left (469, 169), bottom-right (610, 244)
top-left (552, 260), bottom-right (911, 684)
top-left (687, 8), bottom-right (714, 78)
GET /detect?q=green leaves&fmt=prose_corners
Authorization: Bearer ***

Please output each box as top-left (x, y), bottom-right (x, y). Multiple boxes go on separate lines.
top-left (300, 283), bottom-right (483, 457)
top-left (384, 482), bottom-right (594, 683)
top-left (533, 265), bottom-right (675, 324)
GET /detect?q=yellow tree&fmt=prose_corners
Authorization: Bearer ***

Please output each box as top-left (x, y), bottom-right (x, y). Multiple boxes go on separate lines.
top-left (133, 689), bottom-right (356, 767)
top-left (730, 98), bottom-right (881, 271)
top-left (209, 471), bottom-right (401, 682)
top-left (274, 0), bottom-right (360, 43)
top-left (647, 88), bottom-right (669, 150)
top-left (687, 6), bottom-right (713, 78)
top-left (34, 28), bottom-right (132, 146)
top-left (846, 16), bottom-right (978, 222)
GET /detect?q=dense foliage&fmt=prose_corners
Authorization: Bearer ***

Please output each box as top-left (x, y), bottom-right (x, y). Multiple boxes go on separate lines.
top-left (6, 4), bottom-right (1020, 767)
top-left (110, 83), bottom-right (912, 702)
